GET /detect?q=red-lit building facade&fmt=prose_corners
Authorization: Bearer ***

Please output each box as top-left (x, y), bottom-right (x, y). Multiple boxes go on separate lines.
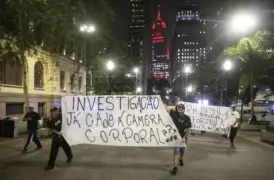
top-left (151, 8), bottom-right (170, 80)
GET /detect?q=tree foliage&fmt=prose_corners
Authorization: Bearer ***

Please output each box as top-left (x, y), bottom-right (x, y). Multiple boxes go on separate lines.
top-left (0, 0), bottom-right (115, 106)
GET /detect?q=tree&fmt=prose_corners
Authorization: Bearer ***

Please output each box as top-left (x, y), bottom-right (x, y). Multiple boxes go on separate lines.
top-left (221, 31), bottom-right (274, 116)
top-left (0, 0), bottom-right (114, 109)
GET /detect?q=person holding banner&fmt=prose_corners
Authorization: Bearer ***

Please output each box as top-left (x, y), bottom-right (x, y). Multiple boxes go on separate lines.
top-left (229, 105), bottom-right (240, 148)
top-left (44, 107), bottom-right (73, 171)
top-left (169, 103), bottom-right (192, 175)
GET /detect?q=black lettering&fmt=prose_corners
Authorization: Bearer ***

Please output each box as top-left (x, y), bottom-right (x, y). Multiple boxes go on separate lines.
top-left (96, 112), bottom-right (103, 126)
top-left (109, 129), bottom-right (121, 142)
top-left (149, 128), bottom-right (159, 145)
top-left (106, 96), bottom-right (114, 110)
top-left (85, 113), bottom-right (93, 127)
top-left (85, 129), bottom-right (95, 142)
top-left (73, 112), bottom-right (81, 128)
top-left (146, 96), bottom-right (153, 109)
top-left (66, 112), bottom-right (74, 125)
top-left (98, 97), bottom-right (104, 111)
top-left (144, 115), bottom-right (150, 126)
top-left (150, 114), bottom-right (157, 125)
top-left (116, 96), bottom-right (126, 110)
top-left (133, 133), bottom-right (140, 143)
top-left (132, 115), bottom-right (139, 127)
top-left (108, 113), bottom-right (115, 127)
top-left (87, 97), bottom-right (96, 110)
top-left (122, 127), bottom-right (133, 143)
top-left (156, 128), bottom-right (165, 144)
top-left (100, 131), bottom-right (108, 142)
top-left (139, 129), bottom-right (148, 143)
top-left (140, 97), bottom-right (146, 113)
top-left (72, 97), bottom-right (75, 110)
top-left (77, 97), bottom-right (85, 111)
top-left (137, 116), bottom-right (144, 127)
top-left (129, 97), bottom-right (137, 110)
top-left (157, 114), bottom-right (165, 125)
top-left (118, 110), bottom-right (125, 127)
top-left (126, 114), bottom-right (132, 126)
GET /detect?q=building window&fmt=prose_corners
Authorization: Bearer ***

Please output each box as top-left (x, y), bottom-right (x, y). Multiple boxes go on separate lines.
top-left (34, 61), bottom-right (44, 88)
top-left (78, 76), bottom-right (82, 92)
top-left (0, 59), bottom-right (23, 86)
top-left (70, 74), bottom-right (75, 92)
top-left (38, 103), bottom-right (45, 117)
top-left (60, 71), bottom-right (66, 90)
top-left (6, 103), bottom-right (24, 115)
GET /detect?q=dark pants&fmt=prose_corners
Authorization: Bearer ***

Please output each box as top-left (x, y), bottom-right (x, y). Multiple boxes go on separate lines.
top-left (24, 130), bottom-right (42, 150)
top-left (47, 136), bottom-right (73, 167)
top-left (229, 127), bottom-right (238, 145)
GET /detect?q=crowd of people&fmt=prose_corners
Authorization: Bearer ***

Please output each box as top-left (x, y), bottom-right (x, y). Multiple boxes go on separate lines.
top-left (21, 102), bottom-right (240, 174)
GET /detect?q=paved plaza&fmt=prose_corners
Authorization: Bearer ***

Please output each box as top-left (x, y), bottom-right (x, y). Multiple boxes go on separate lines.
top-left (0, 133), bottom-right (274, 180)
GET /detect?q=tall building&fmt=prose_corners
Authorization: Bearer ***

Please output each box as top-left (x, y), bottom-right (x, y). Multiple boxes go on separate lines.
top-left (171, 4), bottom-right (207, 95)
top-left (128, 0), bottom-right (149, 94)
top-left (151, 6), bottom-right (170, 80)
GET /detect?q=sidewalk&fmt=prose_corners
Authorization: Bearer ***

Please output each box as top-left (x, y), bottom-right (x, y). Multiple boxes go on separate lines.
top-left (0, 136), bottom-right (51, 160)
top-left (238, 131), bottom-right (274, 148)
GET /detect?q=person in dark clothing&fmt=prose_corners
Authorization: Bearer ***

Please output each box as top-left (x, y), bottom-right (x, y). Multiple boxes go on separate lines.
top-left (44, 107), bottom-right (73, 171)
top-left (22, 107), bottom-right (42, 153)
top-left (169, 103), bottom-right (192, 175)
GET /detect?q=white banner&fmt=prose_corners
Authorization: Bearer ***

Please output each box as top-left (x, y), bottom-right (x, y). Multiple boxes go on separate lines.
top-left (61, 96), bottom-right (184, 147)
top-left (169, 102), bottom-right (232, 135)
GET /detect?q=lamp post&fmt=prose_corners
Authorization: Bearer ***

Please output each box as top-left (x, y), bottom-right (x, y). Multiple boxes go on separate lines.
top-left (183, 66), bottom-right (191, 100)
top-left (106, 60), bottom-right (114, 95)
top-left (133, 67), bottom-right (139, 95)
top-left (79, 24), bottom-right (96, 94)
top-left (222, 60), bottom-right (233, 106)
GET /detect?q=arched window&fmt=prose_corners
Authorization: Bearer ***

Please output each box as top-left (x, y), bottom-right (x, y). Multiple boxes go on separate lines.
top-left (0, 59), bottom-right (23, 86)
top-left (34, 61), bottom-right (44, 88)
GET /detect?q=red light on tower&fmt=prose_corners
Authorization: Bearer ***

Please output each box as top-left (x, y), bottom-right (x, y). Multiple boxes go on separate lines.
top-left (152, 23), bottom-right (156, 30)
top-left (161, 21), bottom-right (166, 29)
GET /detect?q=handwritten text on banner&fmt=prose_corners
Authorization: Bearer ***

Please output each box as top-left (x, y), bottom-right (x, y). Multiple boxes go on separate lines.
top-left (169, 102), bottom-right (232, 134)
top-left (61, 96), bottom-right (184, 147)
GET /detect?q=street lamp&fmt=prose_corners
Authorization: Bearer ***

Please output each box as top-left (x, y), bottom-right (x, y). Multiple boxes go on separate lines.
top-left (80, 24), bottom-right (96, 33)
top-left (106, 60), bottom-right (115, 95)
top-left (223, 60), bottom-right (233, 71)
top-left (133, 67), bottom-right (140, 95)
top-left (136, 86), bottom-right (142, 94)
top-left (222, 60), bottom-right (233, 106)
top-left (183, 66), bottom-right (192, 99)
top-left (230, 13), bottom-right (257, 33)
top-left (187, 85), bottom-right (193, 93)
top-left (79, 24), bottom-right (96, 95)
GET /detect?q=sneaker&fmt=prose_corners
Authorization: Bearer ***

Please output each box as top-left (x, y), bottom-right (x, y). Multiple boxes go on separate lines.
top-left (171, 167), bottom-right (178, 175)
top-left (179, 159), bottom-right (184, 166)
top-left (35, 146), bottom-right (42, 150)
top-left (44, 165), bottom-right (54, 171)
top-left (22, 149), bottom-right (27, 154)
top-left (67, 156), bottom-right (73, 163)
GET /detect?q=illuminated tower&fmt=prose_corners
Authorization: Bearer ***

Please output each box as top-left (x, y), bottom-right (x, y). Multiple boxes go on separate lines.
top-left (151, 6), bottom-right (170, 80)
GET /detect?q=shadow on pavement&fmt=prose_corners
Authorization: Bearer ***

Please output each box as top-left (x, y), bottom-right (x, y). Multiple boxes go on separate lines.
top-left (3, 159), bottom-right (171, 171)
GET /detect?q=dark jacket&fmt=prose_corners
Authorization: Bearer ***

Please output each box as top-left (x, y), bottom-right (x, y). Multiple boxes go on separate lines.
top-left (170, 109), bottom-right (192, 138)
top-left (24, 112), bottom-right (40, 130)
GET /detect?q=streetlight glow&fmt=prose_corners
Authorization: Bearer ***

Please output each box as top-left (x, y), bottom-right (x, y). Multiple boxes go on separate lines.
top-left (223, 60), bottom-right (233, 71)
top-left (126, 73), bottom-right (131, 77)
top-left (136, 87), bottom-right (142, 93)
top-left (230, 13), bottom-right (256, 33)
top-left (183, 66), bottom-right (191, 74)
top-left (187, 85), bottom-right (193, 92)
top-left (106, 60), bottom-right (114, 71)
top-left (133, 67), bottom-right (139, 74)
top-left (80, 24), bottom-right (96, 33)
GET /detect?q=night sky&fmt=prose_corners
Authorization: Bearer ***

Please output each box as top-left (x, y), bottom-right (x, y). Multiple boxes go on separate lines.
top-left (107, 0), bottom-right (273, 43)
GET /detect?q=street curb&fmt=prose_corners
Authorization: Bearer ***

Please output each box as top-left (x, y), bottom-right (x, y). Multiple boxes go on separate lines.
top-left (237, 134), bottom-right (274, 149)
